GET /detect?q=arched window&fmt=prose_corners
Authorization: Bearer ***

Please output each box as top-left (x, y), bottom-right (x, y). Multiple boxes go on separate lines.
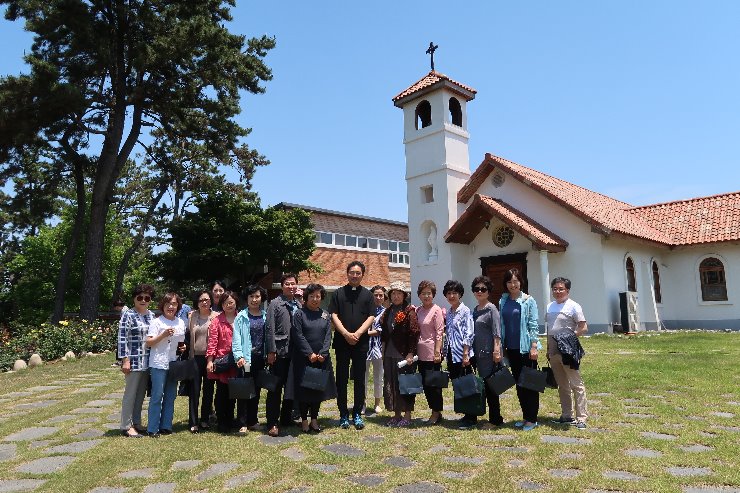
top-left (625, 257), bottom-right (636, 292)
top-left (652, 261), bottom-right (662, 303)
top-left (415, 100), bottom-right (432, 129)
top-left (449, 97), bottom-right (462, 126)
top-left (699, 257), bottom-right (728, 301)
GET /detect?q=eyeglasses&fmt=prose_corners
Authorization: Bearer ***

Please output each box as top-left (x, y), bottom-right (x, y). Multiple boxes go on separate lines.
top-left (198, 298), bottom-right (210, 303)
top-left (472, 286), bottom-right (488, 293)
top-left (135, 295), bottom-right (151, 303)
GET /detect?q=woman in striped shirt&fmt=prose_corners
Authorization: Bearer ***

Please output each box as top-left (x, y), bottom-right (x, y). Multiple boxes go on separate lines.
top-left (443, 280), bottom-right (476, 430)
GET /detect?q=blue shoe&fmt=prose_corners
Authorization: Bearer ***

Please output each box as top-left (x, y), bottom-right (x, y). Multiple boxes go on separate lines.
top-left (353, 414), bottom-right (365, 430)
top-left (339, 416), bottom-right (350, 429)
top-left (522, 422), bottom-right (539, 431)
top-left (514, 421), bottom-right (525, 428)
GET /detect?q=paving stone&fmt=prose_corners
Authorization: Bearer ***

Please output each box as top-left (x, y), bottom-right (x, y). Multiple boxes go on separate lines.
top-left (682, 488), bottom-right (740, 493)
top-left (284, 488), bottom-right (309, 493)
top-left (88, 488), bottom-right (129, 493)
top-left (281, 447), bottom-right (306, 461)
top-left (364, 434), bottom-right (384, 443)
top-left (142, 484), bottom-right (176, 493)
top-left (78, 417), bottom-right (100, 423)
top-left (257, 434), bottom-right (297, 446)
top-left (14, 400), bottom-right (60, 410)
top-left (84, 382), bottom-right (111, 387)
top-left (16, 455), bottom-right (76, 474)
top-left (393, 482), bottom-right (445, 493)
top-left (625, 448), bottom-right (662, 458)
top-left (321, 444), bottom-right (364, 457)
top-left (309, 463), bottom-right (339, 473)
top-left (73, 388), bottom-right (96, 394)
top-left (602, 470), bottom-right (644, 481)
top-left (517, 481), bottom-right (544, 490)
top-left (445, 456), bottom-right (484, 465)
top-left (507, 459), bottom-right (525, 467)
top-left (0, 444), bottom-right (17, 462)
top-left (625, 413), bottom-right (654, 418)
top-left (710, 412), bottom-right (734, 418)
top-left (640, 431), bottom-right (676, 440)
top-left (27, 386), bottom-right (62, 392)
top-left (102, 423), bottom-right (120, 430)
top-left (622, 398), bottom-right (639, 403)
top-left (45, 439), bottom-right (103, 454)
top-left (73, 429), bottom-right (106, 439)
top-left (679, 444), bottom-right (714, 452)
top-left (727, 401), bottom-right (740, 406)
top-left (224, 472), bottom-right (260, 488)
top-left (347, 475), bottom-right (386, 487)
top-left (4, 392), bottom-right (32, 398)
top-left (106, 413), bottom-right (122, 421)
top-left (384, 456), bottom-right (416, 468)
top-left (85, 400), bottom-right (116, 407)
top-left (541, 435), bottom-right (592, 445)
top-left (712, 425), bottom-right (740, 433)
top-left (559, 453), bottom-right (584, 460)
top-left (3, 426), bottom-right (60, 442)
top-left (549, 468), bottom-right (581, 478)
top-left (408, 429), bottom-right (428, 437)
top-left (71, 407), bottom-right (106, 414)
top-left (195, 462), bottom-right (239, 481)
top-left (494, 446), bottom-right (529, 453)
top-left (441, 471), bottom-right (466, 479)
top-left (586, 427), bottom-right (609, 433)
top-left (481, 433), bottom-right (516, 441)
top-left (427, 444), bottom-right (450, 454)
top-left (699, 431), bottom-right (718, 437)
top-left (171, 460), bottom-right (201, 470)
top-left (0, 479), bottom-right (48, 492)
top-left (119, 468), bottom-right (155, 479)
top-left (666, 467), bottom-right (711, 477)
top-left (103, 393), bottom-right (124, 399)
top-left (29, 440), bottom-right (55, 449)
top-left (51, 380), bottom-right (77, 385)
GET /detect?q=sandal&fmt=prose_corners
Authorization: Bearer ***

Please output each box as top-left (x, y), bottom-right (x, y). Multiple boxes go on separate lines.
top-left (190, 426), bottom-right (199, 434)
top-left (237, 426), bottom-right (249, 436)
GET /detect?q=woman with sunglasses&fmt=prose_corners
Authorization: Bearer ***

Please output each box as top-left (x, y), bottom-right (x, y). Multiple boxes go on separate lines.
top-left (206, 290), bottom-right (240, 433)
top-left (187, 290), bottom-right (217, 433)
top-left (471, 276), bottom-right (504, 428)
top-left (117, 284), bottom-right (156, 438)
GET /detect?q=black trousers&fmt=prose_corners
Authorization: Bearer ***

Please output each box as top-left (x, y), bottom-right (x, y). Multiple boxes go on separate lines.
top-left (417, 360), bottom-right (443, 412)
top-left (214, 380), bottom-right (235, 432)
top-left (236, 353), bottom-right (264, 428)
top-left (300, 401), bottom-right (320, 420)
top-left (189, 355), bottom-right (215, 427)
top-left (335, 343), bottom-right (367, 417)
top-left (265, 356), bottom-right (295, 428)
top-left (507, 348), bottom-right (540, 423)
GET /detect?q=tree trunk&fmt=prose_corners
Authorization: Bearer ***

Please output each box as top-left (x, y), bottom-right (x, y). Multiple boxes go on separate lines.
top-left (51, 162), bottom-right (85, 323)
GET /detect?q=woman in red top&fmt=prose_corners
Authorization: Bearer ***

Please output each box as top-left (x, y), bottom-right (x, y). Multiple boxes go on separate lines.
top-left (206, 290), bottom-right (239, 433)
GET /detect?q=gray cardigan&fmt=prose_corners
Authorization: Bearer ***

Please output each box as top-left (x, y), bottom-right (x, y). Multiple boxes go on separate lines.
top-left (265, 295), bottom-right (298, 357)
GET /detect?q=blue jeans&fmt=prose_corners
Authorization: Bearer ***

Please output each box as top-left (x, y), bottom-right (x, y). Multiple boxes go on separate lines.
top-left (148, 367), bottom-right (177, 433)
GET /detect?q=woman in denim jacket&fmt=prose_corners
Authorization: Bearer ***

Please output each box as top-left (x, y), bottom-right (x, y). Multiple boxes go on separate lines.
top-left (499, 268), bottom-right (541, 431)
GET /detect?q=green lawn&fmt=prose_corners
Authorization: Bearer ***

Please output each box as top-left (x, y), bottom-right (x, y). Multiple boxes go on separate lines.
top-left (0, 331), bottom-right (738, 492)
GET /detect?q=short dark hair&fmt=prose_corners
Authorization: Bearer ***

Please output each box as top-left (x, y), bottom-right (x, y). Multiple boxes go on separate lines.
top-left (551, 277), bottom-right (571, 290)
top-left (303, 283), bottom-right (326, 301)
top-left (346, 261), bottom-right (365, 274)
top-left (417, 280), bottom-right (437, 297)
top-left (371, 285), bottom-right (387, 296)
top-left (159, 292), bottom-right (183, 313)
top-left (442, 280), bottom-right (464, 297)
top-left (132, 283), bottom-right (155, 299)
top-left (243, 284), bottom-right (268, 302)
top-left (471, 276), bottom-right (493, 292)
top-left (112, 299), bottom-right (126, 308)
top-left (280, 273), bottom-right (298, 285)
top-left (502, 268), bottom-right (522, 290)
top-left (218, 290), bottom-right (239, 311)
top-left (192, 289), bottom-right (212, 306)
top-left (210, 280), bottom-right (226, 291)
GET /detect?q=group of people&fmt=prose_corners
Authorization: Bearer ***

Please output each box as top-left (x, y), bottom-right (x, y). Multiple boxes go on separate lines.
top-left (117, 261), bottom-right (589, 438)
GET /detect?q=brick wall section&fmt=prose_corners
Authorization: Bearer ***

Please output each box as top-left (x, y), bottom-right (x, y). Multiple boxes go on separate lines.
top-left (389, 267), bottom-right (412, 290)
top-left (310, 211), bottom-right (408, 241)
top-left (299, 247), bottom-right (399, 288)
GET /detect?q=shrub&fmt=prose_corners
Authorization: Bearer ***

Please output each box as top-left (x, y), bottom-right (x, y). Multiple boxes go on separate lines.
top-left (0, 319), bottom-right (119, 371)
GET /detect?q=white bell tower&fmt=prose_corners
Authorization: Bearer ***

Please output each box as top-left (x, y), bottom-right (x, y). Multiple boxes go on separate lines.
top-left (392, 71), bottom-right (476, 303)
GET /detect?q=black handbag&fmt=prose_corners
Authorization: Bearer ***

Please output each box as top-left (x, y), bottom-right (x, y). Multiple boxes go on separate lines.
top-left (213, 352), bottom-right (236, 373)
top-left (518, 365), bottom-right (547, 393)
top-left (256, 366), bottom-right (282, 393)
top-left (301, 366), bottom-right (330, 391)
top-left (228, 368), bottom-right (256, 400)
top-left (423, 369), bottom-right (449, 389)
top-left (398, 372), bottom-right (424, 395)
top-left (168, 358), bottom-right (198, 381)
top-left (485, 364), bottom-right (516, 396)
top-left (542, 366), bottom-right (558, 389)
top-left (452, 371), bottom-right (480, 400)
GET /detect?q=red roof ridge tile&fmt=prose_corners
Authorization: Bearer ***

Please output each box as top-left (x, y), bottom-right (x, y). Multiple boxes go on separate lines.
top-left (628, 190), bottom-right (740, 211)
top-left (392, 71), bottom-right (476, 107)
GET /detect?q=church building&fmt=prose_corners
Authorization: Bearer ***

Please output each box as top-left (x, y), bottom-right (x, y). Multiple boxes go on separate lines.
top-left (393, 70), bottom-right (740, 332)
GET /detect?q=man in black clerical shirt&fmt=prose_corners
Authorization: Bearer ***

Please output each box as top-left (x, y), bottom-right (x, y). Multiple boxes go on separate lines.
top-left (329, 261), bottom-right (375, 430)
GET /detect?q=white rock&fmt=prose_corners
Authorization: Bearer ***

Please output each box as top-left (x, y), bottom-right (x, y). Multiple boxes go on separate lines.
top-left (86, 352), bottom-right (95, 357)
top-left (13, 359), bottom-right (28, 371)
top-left (28, 353), bottom-right (43, 367)
top-left (64, 351), bottom-right (76, 360)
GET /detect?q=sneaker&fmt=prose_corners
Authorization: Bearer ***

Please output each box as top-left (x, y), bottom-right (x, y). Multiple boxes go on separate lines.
top-left (575, 421), bottom-right (587, 430)
top-left (386, 417), bottom-right (400, 427)
top-left (339, 416), bottom-right (350, 429)
top-left (552, 416), bottom-right (576, 425)
top-left (374, 405), bottom-right (383, 414)
top-left (514, 420), bottom-right (525, 428)
top-left (396, 418), bottom-right (412, 427)
top-left (522, 422), bottom-right (539, 431)
top-left (353, 414), bottom-right (365, 430)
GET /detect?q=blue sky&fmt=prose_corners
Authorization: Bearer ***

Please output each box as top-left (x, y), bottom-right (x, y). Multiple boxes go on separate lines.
top-left (2, 1), bottom-right (739, 223)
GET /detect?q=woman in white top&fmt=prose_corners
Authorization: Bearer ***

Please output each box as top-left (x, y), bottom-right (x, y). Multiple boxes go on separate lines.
top-left (146, 292), bottom-right (186, 437)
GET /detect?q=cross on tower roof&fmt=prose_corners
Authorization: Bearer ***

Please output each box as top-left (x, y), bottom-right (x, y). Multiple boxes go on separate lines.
top-left (426, 42), bottom-right (438, 71)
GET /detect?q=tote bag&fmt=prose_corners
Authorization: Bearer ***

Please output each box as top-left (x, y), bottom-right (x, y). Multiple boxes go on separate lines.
top-left (168, 357), bottom-right (198, 381)
top-left (398, 372), bottom-right (424, 395)
top-left (423, 369), bottom-right (449, 389)
top-left (228, 369), bottom-right (256, 400)
top-left (256, 366), bottom-right (282, 393)
top-left (485, 364), bottom-right (516, 396)
top-left (517, 365), bottom-right (547, 393)
top-left (301, 366), bottom-right (330, 391)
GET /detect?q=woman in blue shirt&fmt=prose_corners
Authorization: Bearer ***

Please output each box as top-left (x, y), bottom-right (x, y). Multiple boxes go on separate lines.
top-left (498, 268), bottom-right (540, 431)
top-left (443, 280), bottom-right (476, 430)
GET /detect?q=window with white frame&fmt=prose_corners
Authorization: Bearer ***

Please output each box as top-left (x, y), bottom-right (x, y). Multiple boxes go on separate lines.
top-left (314, 230), bottom-right (410, 265)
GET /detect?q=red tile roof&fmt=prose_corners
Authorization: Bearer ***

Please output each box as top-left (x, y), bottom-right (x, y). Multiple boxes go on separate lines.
top-left (629, 192), bottom-right (740, 245)
top-left (445, 194), bottom-right (568, 252)
top-left (392, 71), bottom-right (476, 107)
top-left (457, 153), bottom-right (739, 247)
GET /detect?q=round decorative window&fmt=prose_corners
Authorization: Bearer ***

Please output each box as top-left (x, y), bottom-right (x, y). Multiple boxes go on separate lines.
top-left (493, 226), bottom-right (514, 247)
